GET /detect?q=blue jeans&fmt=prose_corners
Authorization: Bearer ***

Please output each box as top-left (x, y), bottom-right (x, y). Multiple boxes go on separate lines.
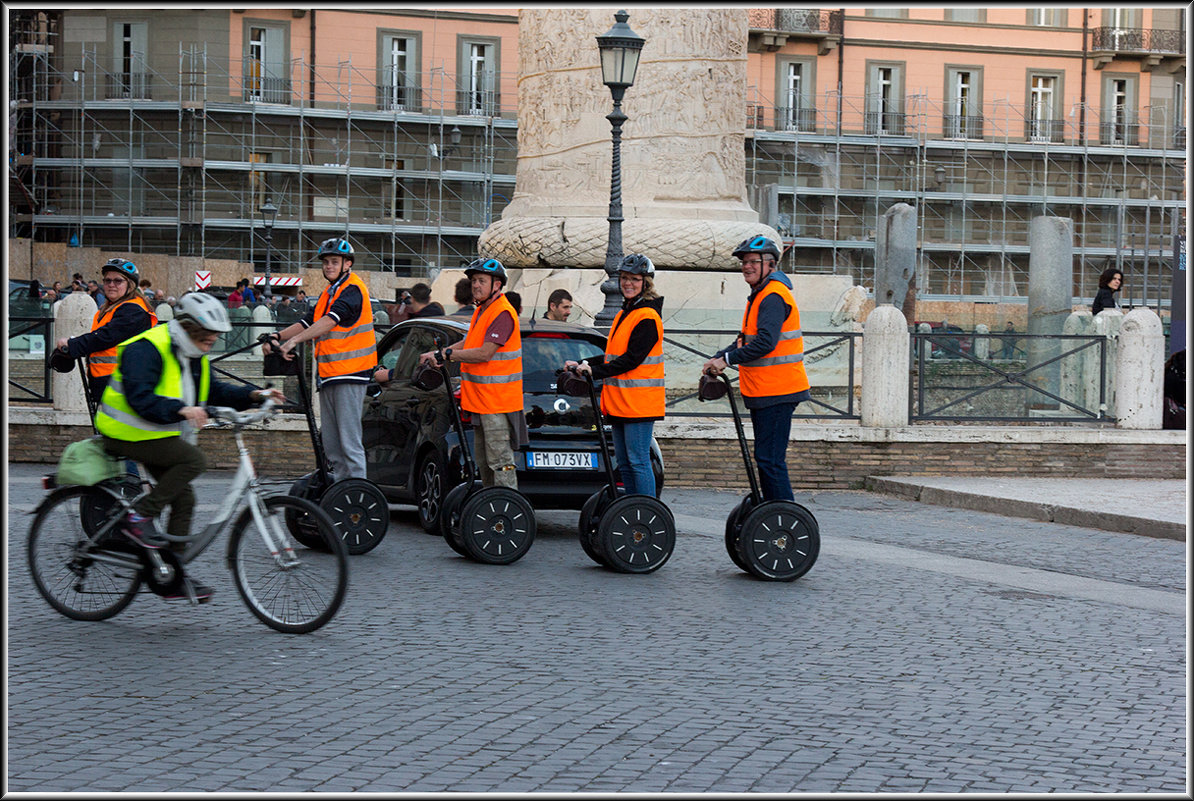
top-left (749, 402), bottom-right (796, 501)
top-left (611, 420), bottom-right (655, 497)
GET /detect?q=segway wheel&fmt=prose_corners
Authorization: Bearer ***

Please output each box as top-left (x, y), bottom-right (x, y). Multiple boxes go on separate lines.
top-left (724, 496), bottom-right (754, 572)
top-left (577, 489), bottom-right (612, 567)
top-left (459, 488), bottom-right (535, 565)
top-left (320, 478), bottom-right (389, 555)
top-left (440, 481), bottom-right (480, 556)
top-left (735, 501), bottom-right (820, 582)
top-left (596, 495), bottom-right (675, 574)
top-left (286, 472), bottom-right (329, 550)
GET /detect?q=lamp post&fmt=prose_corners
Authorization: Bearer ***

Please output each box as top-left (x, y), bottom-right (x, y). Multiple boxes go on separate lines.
top-left (259, 200), bottom-right (278, 297)
top-left (594, 9), bottom-right (645, 327)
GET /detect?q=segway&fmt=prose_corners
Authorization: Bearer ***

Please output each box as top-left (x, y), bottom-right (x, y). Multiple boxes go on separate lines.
top-left (698, 371), bottom-right (819, 581)
top-left (261, 334), bottom-right (389, 555)
top-left (416, 347), bottom-right (535, 565)
top-left (559, 367), bottom-right (675, 574)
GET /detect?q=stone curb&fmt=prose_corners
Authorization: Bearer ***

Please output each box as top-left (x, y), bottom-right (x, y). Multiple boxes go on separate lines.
top-left (864, 476), bottom-right (1186, 542)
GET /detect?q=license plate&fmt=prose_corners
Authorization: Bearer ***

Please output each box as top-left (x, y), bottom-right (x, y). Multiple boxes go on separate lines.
top-left (528, 451), bottom-right (595, 470)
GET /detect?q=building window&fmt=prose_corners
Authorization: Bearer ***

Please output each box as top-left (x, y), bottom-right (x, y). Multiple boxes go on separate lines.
top-left (1103, 8), bottom-right (1142, 50)
top-left (1100, 75), bottom-right (1138, 145)
top-left (945, 9), bottom-right (985, 23)
top-left (1174, 80), bottom-right (1186, 149)
top-left (378, 32), bottom-right (419, 111)
top-left (458, 38), bottom-right (499, 116)
top-left (386, 159), bottom-right (408, 220)
top-left (1026, 72), bottom-right (1063, 142)
top-left (945, 67), bottom-right (983, 139)
top-left (109, 22), bottom-right (149, 99)
top-left (778, 60), bottom-right (815, 132)
top-left (244, 22), bottom-right (289, 103)
top-left (865, 9), bottom-right (908, 19)
top-left (1028, 9), bottom-right (1066, 27)
top-left (866, 62), bottom-right (904, 135)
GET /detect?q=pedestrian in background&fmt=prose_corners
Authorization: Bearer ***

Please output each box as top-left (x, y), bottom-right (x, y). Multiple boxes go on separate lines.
top-left (543, 288), bottom-right (573, 322)
top-left (1092, 268), bottom-right (1123, 316)
top-left (1001, 321), bottom-right (1017, 359)
top-left (450, 277), bottom-right (474, 316)
top-left (389, 282), bottom-right (444, 323)
top-left (703, 236), bottom-right (810, 502)
top-left (505, 290), bottom-right (522, 316)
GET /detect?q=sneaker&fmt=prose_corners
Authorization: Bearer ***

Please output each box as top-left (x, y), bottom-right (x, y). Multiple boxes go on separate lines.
top-left (122, 512), bottom-right (166, 549)
top-left (163, 576), bottom-right (213, 604)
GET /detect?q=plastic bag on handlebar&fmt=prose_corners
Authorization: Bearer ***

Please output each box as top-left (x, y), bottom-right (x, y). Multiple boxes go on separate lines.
top-left (556, 369), bottom-right (590, 398)
top-left (263, 349), bottom-right (299, 377)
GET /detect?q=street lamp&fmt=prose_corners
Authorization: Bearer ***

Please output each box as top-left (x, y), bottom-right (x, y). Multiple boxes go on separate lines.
top-left (259, 200), bottom-right (278, 297)
top-left (594, 9), bottom-right (645, 327)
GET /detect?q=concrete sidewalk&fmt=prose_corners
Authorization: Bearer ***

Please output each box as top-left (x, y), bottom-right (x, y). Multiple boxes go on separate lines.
top-left (864, 476), bottom-right (1187, 541)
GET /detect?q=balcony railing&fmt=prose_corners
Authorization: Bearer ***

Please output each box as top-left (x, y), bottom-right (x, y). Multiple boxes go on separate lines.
top-left (749, 8), bottom-right (843, 35)
top-left (105, 73), bottom-right (151, 100)
top-left (377, 83), bottom-right (421, 112)
top-left (943, 114), bottom-right (984, 140)
top-left (1099, 120), bottom-right (1140, 146)
top-left (457, 89), bottom-right (498, 117)
top-left (865, 110), bottom-right (906, 136)
top-left (241, 74), bottom-right (291, 104)
top-left (1174, 126), bottom-right (1186, 150)
top-left (1090, 26), bottom-right (1185, 54)
top-left (1024, 118), bottom-right (1064, 143)
top-left (777, 105), bottom-right (817, 133)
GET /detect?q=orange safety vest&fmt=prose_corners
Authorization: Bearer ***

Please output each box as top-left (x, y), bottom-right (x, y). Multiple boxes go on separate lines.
top-left (601, 305), bottom-right (665, 420)
top-left (460, 294), bottom-right (523, 415)
top-left (313, 272), bottom-right (376, 379)
top-left (88, 295), bottom-right (158, 379)
top-left (737, 278), bottom-right (809, 398)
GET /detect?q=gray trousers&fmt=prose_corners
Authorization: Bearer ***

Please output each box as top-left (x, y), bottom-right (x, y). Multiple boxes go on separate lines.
top-left (319, 381), bottom-right (368, 480)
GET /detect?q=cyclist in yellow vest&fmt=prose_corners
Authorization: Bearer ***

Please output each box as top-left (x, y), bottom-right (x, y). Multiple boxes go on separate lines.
top-left (417, 257), bottom-right (526, 489)
top-left (702, 236), bottom-right (810, 501)
top-left (95, 293), bottom-right (284, 601)
top-left (266, 237), bottom-right (376, 480)
top-left (565, 254), bottom-right (664, 497)
top-left (54, 258), bottom-right (157, 402)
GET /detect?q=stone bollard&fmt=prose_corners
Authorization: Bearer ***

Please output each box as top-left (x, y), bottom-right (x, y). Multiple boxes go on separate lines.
top-left (155, 302), bottom-right (174, 321)
top-left (1115, 308), bottom-right (1165, 429)
top-left (1091, 310), bottom-right (1123, 418)
top-left (974, 323), bottom-right (990, 360)
top-left (861, 305), bottom-right (909, 427)
top-left (250, 304), bottom-right (275, 357)
top-left (1060, 312), bottom-right (1091, 412)
top-left (52, 292), bottom-right (99, 414)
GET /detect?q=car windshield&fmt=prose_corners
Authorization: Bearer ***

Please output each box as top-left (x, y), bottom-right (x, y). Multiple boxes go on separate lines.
top-left (521, 334), bottom-right (605, 394)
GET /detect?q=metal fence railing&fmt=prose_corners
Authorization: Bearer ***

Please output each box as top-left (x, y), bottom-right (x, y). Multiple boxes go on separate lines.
top-left (7, 317), bottom-right (54, 403)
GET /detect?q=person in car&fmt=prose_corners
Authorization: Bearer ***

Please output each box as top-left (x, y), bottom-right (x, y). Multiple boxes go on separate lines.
top-left (265, 237), bottom-right (376, 481)
top-left (702, 236), bottom-right (809, 502)
top-left (54, 257), bottom-right (158, 402)
top-left (94, 293), bottom-right (284, 601)
top-left (417, 258), bottom-right (527, 489)
top-left (565, 254), bottom-right (664, 497)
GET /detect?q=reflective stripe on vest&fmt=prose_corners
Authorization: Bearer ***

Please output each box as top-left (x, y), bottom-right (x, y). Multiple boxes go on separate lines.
top-left (313, 272), bottom-right (376, 379)
top-left (737, 279), bottom-right (810, 399)
top-left (601, 306), bottom-right (665, 419)
top-left (94, 324), bottom-right (211, 441)
top-left (88, 296), bottom-right (158, 378)
top-left (460, 294), bottom-right (523, 414)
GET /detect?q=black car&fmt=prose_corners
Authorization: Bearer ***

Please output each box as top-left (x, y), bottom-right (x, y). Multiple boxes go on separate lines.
top-left (363, 315), bottom-right (665, 531)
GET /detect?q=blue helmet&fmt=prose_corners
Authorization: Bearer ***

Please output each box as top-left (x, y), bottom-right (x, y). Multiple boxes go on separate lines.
top-left (619, 253), bottom-right (655, 276)
top-left (317, 237), bottom-right (354, 262)
top-left (101, 257), bottom-right (139, 284)
top-left (731, 235), bottom-right (781, 261)
top-left (464, 257), bottom-right (507, 286)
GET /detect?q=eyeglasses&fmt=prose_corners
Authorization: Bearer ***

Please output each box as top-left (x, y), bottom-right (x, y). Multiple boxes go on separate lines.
top-left (741, 258), bottom-right (764, 266)
top-left (101, 278), bottom-right (127, 286)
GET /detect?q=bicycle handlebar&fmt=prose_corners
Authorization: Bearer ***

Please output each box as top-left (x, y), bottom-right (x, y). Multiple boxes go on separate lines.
top-left (205, 397), bottom-right (278, 428)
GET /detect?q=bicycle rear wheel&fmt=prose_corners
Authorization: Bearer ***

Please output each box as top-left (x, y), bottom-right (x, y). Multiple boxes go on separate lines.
top-left (228, 495), bottom-right (348, 634)
top-left (28, 485), bottom-right (142, 621)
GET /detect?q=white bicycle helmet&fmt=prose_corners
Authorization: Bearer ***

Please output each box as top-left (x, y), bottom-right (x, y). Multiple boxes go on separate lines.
top-left (176, 292), bottom-right (232, 333)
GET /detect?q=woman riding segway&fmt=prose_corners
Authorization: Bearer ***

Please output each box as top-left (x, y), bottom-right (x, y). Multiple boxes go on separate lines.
top-left (562, 253), bottom-right (675, 573)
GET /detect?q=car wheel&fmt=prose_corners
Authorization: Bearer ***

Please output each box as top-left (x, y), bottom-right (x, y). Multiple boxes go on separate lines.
top-left (415, 449), bottom-right (446, 534)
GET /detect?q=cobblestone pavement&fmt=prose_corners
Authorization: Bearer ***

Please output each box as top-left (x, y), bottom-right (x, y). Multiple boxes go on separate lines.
top-left (6, 463), bottom-right (1187, 794)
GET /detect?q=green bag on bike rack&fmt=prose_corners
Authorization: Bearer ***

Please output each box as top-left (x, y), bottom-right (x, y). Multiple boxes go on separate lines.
top-left (56, 436), bottom-right (123, 486)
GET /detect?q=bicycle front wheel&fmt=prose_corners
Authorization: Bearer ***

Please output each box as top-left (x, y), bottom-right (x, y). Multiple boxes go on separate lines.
top-left (228, 495), bottom-right (348, 634)
top-left (28, 485), bottom-right (142, 621)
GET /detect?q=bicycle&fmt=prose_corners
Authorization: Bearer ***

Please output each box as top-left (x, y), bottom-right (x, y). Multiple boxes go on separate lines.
top-left (27, 399), bottom-right (349, 634)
